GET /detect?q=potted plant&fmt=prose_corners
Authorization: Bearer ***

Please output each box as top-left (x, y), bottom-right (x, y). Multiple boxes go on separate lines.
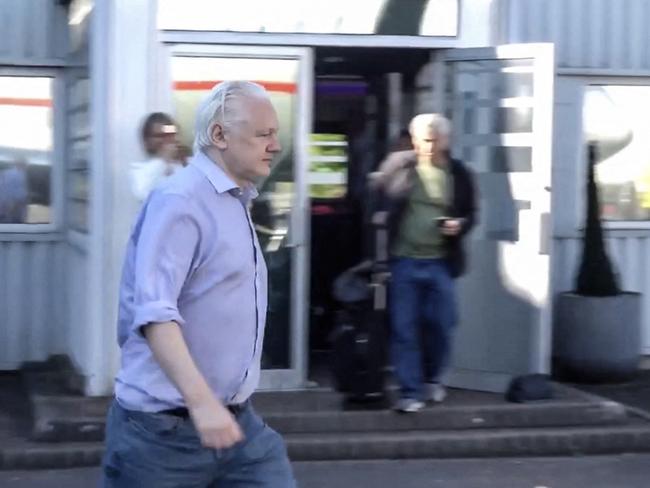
top-left (554, 144), bottom-right (641, 382)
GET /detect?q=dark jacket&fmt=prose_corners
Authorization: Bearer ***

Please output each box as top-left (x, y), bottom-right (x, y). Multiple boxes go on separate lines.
top-left (371, 150), bottom-right (477, 278)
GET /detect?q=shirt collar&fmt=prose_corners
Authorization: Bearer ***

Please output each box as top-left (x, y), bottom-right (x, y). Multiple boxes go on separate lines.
top-left (190, 150), bottom-right (258, 201)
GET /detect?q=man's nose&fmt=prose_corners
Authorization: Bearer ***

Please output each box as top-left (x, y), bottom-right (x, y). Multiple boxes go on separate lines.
top-left (268, 137), bottom-right (281, 153)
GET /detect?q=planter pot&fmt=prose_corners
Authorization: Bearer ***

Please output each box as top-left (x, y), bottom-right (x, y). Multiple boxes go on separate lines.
top-left (554, 292), bottom-right (641, 383)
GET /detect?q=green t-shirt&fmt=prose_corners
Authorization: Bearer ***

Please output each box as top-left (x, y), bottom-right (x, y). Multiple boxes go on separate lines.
top-left (393, 163), bottom-right (448, 259)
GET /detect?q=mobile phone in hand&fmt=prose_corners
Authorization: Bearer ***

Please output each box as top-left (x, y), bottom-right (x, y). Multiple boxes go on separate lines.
top-left (435, 216), bottom-right (450, 229)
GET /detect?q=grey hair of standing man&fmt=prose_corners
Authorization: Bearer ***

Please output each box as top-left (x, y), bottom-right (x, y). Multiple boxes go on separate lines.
top-left (408, 113), bottom-right (451, 137)
top-left (193, 80), bottom-right (269, 154)
top-left (192, 80), bottom-right (281, 189)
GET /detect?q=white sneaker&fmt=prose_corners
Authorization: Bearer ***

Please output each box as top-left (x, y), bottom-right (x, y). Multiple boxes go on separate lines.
top-left (425, 383), bottom-right (447, 403)
top-left (395, 398), bottom-right (425, 413)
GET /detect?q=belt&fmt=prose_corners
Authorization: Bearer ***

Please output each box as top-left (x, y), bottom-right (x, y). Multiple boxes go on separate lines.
top-left (160, 400), bottom-right (248, 419)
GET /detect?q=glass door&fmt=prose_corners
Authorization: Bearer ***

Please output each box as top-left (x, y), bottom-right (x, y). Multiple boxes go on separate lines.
top-left (167, 44), bottom-right (313, 390)
top-left (443, 44), bottom-right (555, 392)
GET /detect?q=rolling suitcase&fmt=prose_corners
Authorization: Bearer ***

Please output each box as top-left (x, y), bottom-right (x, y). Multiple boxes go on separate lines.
top-left (330, 219), bottom-right (390, 407)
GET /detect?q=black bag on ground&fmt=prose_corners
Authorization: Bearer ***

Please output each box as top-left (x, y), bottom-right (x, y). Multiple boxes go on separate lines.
top-left (330, 306), bottom-right (386, 400)
top-left (505, 374), bottom-right (554, 403)
top-left (330, 219), bottom-right (390, 405)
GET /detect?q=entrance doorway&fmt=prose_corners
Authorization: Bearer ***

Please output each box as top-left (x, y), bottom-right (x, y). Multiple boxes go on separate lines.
top-left (307, 47), bottom-right (432, 382)
top-left (307, 44), bottom-right (557, 393)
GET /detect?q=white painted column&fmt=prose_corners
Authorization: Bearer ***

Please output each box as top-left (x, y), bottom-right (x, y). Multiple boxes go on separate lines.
top-left (87, 0), bottom-right (159, 395)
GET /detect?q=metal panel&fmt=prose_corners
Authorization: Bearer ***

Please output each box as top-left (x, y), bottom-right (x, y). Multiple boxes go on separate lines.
top-left (64, 243), bottom-right (89, 375)
top-left (0, 243), bottom-right (7, 367)
top-left (553, 234), bottom-right (650, 354)
top-left (629, 0), bottom-right (648, 70)
top-left (0, 241), bottom-right (66, 369)
top-left (0, 0), bottom-right (68, 64)
top-left (5, 243), bottom-right (26, 365)
top-left (51, 242), bottom-right (68, 354)
top-left (501, 0), bottom-right (650, 70)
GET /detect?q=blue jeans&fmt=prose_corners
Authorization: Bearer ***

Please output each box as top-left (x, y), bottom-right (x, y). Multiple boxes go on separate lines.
top-left (101, 400), bottom-right (296, 488)
top-left (389, 257), bottom-right (457, 400)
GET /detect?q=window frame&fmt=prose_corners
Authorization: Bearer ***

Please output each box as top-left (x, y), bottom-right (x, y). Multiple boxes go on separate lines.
top-left (581, 76), bottom-right (650, 231)
top-left (0, 67), bottom-right (64, 234)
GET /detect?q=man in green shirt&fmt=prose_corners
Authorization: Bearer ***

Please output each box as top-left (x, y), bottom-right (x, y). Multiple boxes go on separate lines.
top-left (371, 114), bottom-right (477, 413)
top-left (392, 158), bottom-right (449, 259)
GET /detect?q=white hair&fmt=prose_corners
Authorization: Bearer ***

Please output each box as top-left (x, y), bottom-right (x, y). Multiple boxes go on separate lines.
top-left (409, 113), bottom-right (451, 139)
top-left (193, 80), bottom-right (269, 153)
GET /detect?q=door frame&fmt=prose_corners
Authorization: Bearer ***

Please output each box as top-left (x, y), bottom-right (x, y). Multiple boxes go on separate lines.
top-left (160, 31), bottom-right (461, 49)
top-left (166, 43), bottom-right (314, 390)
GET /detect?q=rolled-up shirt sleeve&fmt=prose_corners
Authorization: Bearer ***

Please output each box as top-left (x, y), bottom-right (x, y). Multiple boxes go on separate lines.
top-left (131, 191), bottom-right (199, 334)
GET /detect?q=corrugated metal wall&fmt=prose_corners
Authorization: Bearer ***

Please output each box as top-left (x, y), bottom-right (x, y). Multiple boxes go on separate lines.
top-left (501, 0), bottom-right (650, 70)
top-left (554, 234), bottom-right (650, 352)
top-left (63, 243), bottom-right (89, 375)
top-left (0, 241), bottom-right (67, 369)
top-left (0, 0), bottom-right (68, 63)
top-left (0, 1), bottom-right (79, 369)
top-left (500, 1), bottom-right (650, 354)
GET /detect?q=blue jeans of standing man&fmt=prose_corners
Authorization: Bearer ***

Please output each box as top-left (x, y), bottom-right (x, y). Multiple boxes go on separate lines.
top-left (389, 257), bottom-right (457, 400)
top-left (101, 400), bottom-right (296, 488)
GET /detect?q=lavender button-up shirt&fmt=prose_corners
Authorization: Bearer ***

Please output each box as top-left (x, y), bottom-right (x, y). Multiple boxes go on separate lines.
top-left (115, 150), bottom-right (268, 412)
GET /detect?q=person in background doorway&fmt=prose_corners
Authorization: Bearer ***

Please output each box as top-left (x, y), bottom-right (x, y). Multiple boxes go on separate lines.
top-left (0, 158), bottom-right (29, 223)
top-left (129, 112), bottom-right (185, 201)
top-left (370, 114), bottom-right (477, 413)
top-left (101, 80), bottom-right (295, 487)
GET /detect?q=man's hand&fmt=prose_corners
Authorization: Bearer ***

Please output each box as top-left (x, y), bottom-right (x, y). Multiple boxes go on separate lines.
top-left (143, 321), bottom-right (244, 449)
top-left (189, 397), bottom-right (244, 449)
top-left (440, 218), bottom-right (462, 237)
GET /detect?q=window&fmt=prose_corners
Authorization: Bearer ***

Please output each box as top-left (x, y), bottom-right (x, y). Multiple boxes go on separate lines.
top-left (583, 85), bottom-right (650, 221)
top-left (0, 75), bottom-right (54, 226)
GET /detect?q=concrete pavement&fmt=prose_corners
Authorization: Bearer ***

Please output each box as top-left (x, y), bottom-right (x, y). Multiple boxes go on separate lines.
top-left (575, 370), bottom-right (650, 414)
top-left (2, 455), bottom-right (650, 487)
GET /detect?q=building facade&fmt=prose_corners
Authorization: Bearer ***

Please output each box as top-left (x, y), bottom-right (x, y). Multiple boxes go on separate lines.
top-left (0, 0), bottom-right (648, 396)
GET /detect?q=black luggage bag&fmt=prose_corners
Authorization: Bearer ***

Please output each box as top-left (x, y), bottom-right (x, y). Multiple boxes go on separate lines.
top-left (330, 219), bottom-right (390, 406)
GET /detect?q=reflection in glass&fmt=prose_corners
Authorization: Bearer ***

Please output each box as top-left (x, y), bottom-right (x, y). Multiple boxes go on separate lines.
top-left (493, 107), bottom-right (533, 134)
top-left (489, 147), bottom-right (532, 173)
top-left (309, 133), bottom-right (348, 199)
top-left (0, 76), bottom-right (53, 224)
top-left (494, 72), bottom-right (533, 99)
top-left (447, 58), bottom-right (535, 176)
top-left (171, 56), bottom-right (298, 368)
top-left (583, 85), bottom-right (650, 221)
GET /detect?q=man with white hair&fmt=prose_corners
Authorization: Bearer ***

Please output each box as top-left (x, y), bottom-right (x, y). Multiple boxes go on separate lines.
top-left (372, 113), bottom-right (477, 413)
top-left (101, 81), bottom-right (295, 487)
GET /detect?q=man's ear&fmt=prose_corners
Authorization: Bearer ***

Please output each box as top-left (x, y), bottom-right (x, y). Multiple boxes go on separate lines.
top-left (210, 123), bottom-right (228, 150)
